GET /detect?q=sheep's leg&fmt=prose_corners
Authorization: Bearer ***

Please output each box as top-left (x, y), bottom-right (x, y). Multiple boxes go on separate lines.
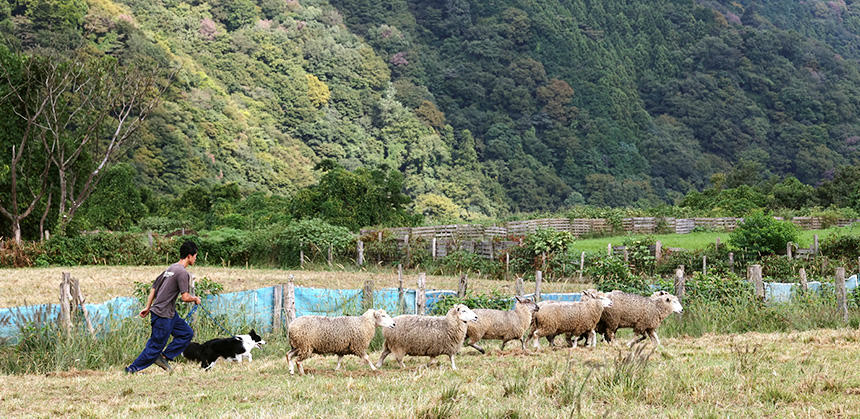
top-left (500, 340), bottom-right (508, 351)
top-left (335, 355), bottom-right (343, 370)
top-left (649, 330), bottom-right (661, 347)
top-left (425, 355), bottom-right (437, 369)
top-left (287, 349), bottom-right (297, 375)
top-left (469, 343), bottom-right (486, 354)
top-left (376, 346), bottom-right (391, 368)
top-left (448, 354), bottom-right (457, 370)
top-left (627, 334), bottom-right (647, 348)
top-left (605, 329), bottom-right (615, 344)
top-left (297, 361), bottom-right (305, 376)
top-left (362, 352), bottom-right (376, 371)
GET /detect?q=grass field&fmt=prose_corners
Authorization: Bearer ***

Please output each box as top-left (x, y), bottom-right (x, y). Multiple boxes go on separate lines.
top-left (572, 225), bottom-right (860, 254)
top-left (1, 328), bottom-right (858, 417)
top-left (0, 265), bottom-right (591, 308)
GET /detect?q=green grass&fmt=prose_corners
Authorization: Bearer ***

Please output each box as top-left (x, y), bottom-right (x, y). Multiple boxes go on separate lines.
top-left (1, 328), bottom-right (859, 417)
top-left (572, 223), bottom-right (860, 254)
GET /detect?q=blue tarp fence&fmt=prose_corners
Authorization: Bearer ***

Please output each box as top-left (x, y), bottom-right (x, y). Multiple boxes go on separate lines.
top-left (1, 275), bottom-right (857, 342)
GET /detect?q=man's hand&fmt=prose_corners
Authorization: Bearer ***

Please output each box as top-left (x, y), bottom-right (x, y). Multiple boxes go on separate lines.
top-left (194, 296), bottom-right (201, 305)
top-left (139, 308), bottom-right (150, 318)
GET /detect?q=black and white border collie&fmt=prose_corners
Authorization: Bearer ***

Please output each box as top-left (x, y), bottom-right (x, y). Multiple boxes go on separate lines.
top-left (183, 330), bottom-right (266, 370)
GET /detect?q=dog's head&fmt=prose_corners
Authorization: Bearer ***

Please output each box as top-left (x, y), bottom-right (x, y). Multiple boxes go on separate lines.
top-left (247, 329), bottom-right (266, 348)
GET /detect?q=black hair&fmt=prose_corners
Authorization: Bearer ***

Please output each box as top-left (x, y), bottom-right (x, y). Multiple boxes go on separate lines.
top-left (180, 241), bottom-right (198, 259)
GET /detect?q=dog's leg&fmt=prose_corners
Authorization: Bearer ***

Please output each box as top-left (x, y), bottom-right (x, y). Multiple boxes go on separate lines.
top-left (287, 348), bottom-right (297, 375)
top-left (335, 355), bottom-right (343, 370)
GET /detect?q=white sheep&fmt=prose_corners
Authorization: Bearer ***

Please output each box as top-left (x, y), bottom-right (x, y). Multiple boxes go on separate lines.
top-left (599, 290), bottom-right (683, 347)
top-left (465, 297), bottom-right (538, 353)
top-left (376, 304), bottom-right (478, 370)
top-left (528, 289), bottom-right (612, 349)
top-left (286, 309), bottom-right (395, 375)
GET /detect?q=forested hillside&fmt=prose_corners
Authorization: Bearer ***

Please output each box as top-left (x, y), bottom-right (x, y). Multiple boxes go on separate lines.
top-left (2, 0), bottom-right (860, 235)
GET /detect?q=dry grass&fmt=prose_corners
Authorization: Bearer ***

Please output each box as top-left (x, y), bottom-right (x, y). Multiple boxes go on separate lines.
top-left (0, 265), bottom-right (591, 307)
top-left (1, 328), bottom-right (859, 417)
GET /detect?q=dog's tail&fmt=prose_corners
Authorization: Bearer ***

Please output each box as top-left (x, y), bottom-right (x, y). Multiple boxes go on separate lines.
top-left (182, 342), bottom-right (204, 362)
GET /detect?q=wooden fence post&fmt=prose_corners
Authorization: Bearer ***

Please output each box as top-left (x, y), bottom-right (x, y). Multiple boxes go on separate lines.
top-left (357, 240), bottom-right (364, 266)
top-left (405, 234), bottom-right (411, 266)
top-left (273, 284), bottom-right (283, 332)
top-left (285, 275), bottom-right (296, 327)
top-left (813, 234), bottom-right (819, 256)
top-left (578, 251), bottom-right (585, 282)
top-left (729, 252), bottom-right (734, 274)
top-left (299, 245), bottom-right (304, 269)
top-left (70, 277), bottom-right (94, 335)
top-left (715, 237), bottom-right (720, 251)
top-left (751, 264), bottom-right (764, 300)
top-left (798, 268), bottom-right (808, 292)
top-left (327, 244), bottom-right (333, 267)
top-left (835, 267), bottom-right (848, 323)
top-left (416, 273), bottom-right (426, 315)
top-left (607, 243), bottom-right (612, 257)
top-left (786, 242), bottom-right (793, 259)
top-left (623, 247), bottom-right (629, 263)
top-left (515, 276), bottom-right (524, 297)
top-left (432, 237), bottom-right (437, 260)
top-left (702, 255), bottom-right (707, 275)
top-left (505, 252), bottom-right (510, 274)
top-left (458, 274), bottom-right (468, 298)
top-left (655, 241), bottom-right (662, 261)
top-left (397, 266), bottom-right (405, 314)
top-left (674, 266), bottom-right (685, 304)
top-left (362, 280), bottom-right (374, 311)
top-left (59, 273), bottom-right (72, 335)
top-left (535, 270), bottom-right (542, 302)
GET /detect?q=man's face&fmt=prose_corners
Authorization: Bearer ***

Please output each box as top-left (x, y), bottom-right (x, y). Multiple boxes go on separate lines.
top-left (189, 253), bottom-right (197, 266)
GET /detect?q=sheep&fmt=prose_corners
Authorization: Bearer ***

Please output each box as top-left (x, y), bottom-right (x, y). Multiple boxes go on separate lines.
top-left (465, 296), bottom-right (539, 353)
top-left (527, 289), bottom-right (612, 349)
top-left (286, 308), bottom-right (395, 375)
top-left (595, 290), bottom-right (683, 347)
top-left (376, 304), bottom-right (478, 370)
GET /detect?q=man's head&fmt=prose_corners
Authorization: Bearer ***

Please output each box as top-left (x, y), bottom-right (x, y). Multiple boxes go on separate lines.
top-left (180, 241), bottom-right (198, 265)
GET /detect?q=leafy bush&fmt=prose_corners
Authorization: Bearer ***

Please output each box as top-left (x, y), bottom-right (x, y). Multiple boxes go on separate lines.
top-left (586, 255), bottom-right (649, 294)
top-left (197, 228), bottom-right (251, 266)
top-left (622, 236), bottom-right (656, 276)
top-left (729, 211), bottom-right (798, 262)
top-left (40, 232), bottom-right (176, 266)
top-left (819, 232), bottom-right (860, 262)
top-left (433, 250), bottom-right (501, 277)
top-left (432, 290), bottom-right (511, 315)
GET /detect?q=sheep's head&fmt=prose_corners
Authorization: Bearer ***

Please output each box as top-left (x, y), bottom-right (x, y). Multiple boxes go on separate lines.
top-left (652, 293), bottom-right (683, 313)
top-left (452, 304), bottom-right (478, 323)
top-left (373, 309), bottom-right (396, 328)
top-left (582, 289), bottom-right (613, 308)
top-left (514, 296), bottom-right (539, 313)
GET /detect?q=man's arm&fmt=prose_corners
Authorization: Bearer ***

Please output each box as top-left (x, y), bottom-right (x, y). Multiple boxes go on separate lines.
top-left (139, 287), bottom-right (157, 317)
top-left (180, 292), bottom-right (202, 305)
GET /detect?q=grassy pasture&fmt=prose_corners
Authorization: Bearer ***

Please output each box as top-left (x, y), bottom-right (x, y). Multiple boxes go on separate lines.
top-left (1, 328), bottom-right (858, 417)
top-left (0, 266), bottom-right (591, 308)
top-left (572, 226), bottom-right (858, 254)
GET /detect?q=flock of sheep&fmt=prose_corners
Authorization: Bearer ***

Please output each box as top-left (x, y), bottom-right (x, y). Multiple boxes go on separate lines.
top-left (285, 289), bottom-right (684, 375)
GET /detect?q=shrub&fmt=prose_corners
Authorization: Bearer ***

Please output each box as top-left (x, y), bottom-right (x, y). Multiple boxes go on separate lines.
top-left (819, 232), bottom-right (860, 262)
top-left (586, 255), bottom-right (649, 294)
top-left (197, 228), bottom-right (250, 266)
top-left (432, 290), bottom-right (511, 315)
top-left (729, 211), bottom-right (798, 262)
top-left (622, 236), bottom-right (656, 276)
top-left (433, 250), bottom-right (501, 277)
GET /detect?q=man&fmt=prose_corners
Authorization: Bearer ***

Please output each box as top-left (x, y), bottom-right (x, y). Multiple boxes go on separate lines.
top-left (126, 241), bottom-right (201, 373)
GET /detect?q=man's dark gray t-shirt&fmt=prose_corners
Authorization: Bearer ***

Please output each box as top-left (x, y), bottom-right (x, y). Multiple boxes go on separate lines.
top-left (150, 263), bottom-right (190, 318)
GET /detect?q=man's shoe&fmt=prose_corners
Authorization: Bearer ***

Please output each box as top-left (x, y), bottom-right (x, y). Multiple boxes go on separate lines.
top-left (154, 354), bottom-right (172, 373)
top-left (124, 366), bottom-right (136, 374)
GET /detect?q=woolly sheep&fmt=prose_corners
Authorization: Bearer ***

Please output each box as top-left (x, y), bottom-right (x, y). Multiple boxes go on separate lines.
top-left (286, 309), bottom-right (395, 375)
top-left (528, 290), bottom-right (612, 349)
top-left (597, 290), bottom-right (683, 347)
top-left (376, 304), bottom-right (478, 370)
top-left (465, 296), bottom-right (539, 353)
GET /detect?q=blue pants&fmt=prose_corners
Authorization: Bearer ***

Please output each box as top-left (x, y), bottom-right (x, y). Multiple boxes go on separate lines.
top-left (127, 312), bottom-right (194, 372)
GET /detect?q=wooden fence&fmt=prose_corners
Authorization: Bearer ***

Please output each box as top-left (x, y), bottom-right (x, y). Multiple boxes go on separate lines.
top-left (361, 217), bottom-right (860, 241)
